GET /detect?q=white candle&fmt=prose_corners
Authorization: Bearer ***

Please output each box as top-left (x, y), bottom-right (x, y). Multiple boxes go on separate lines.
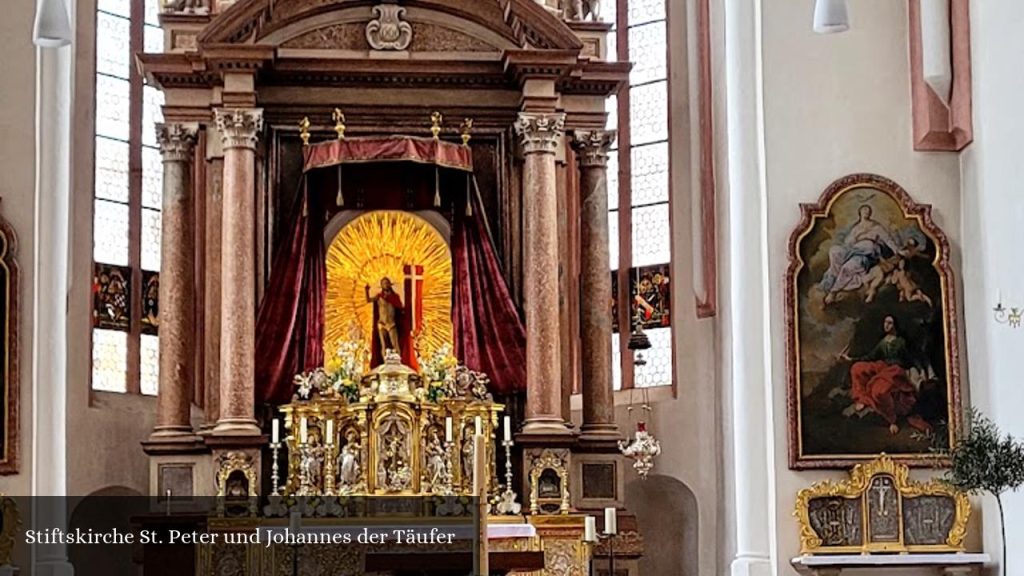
top-left (604, 507), bottom-right (617, 535)
top-left (998, 289), bottom-right (1003, 304)
top-left (326, 420), bottom-right (334, 445)
top-left (272, 419), bottom-right (280, 444)
top-left (474, 416), bottom-right (483, 436)
top-left (445, 417), bottom-right (453, 442)
top-left (289, 510), bottom-right (302, 533)
top-left (473, 434), bottom-right (487, 495)
top-left (300, 417), bottom-right (308, 444)
top-left (584, 516), bottom-right (596, 542)
top-left (503, 416), bottom-right (512, 440)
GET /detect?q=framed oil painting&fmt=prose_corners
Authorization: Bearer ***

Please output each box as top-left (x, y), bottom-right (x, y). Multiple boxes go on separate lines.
top-left (0, 203), bottom-right (19, 474)
top-left (786, 174), bottom-right (961, 469)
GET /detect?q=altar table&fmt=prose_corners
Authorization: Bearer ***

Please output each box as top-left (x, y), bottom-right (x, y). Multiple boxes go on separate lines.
top-left (791, 553), bottom-right (991, 576)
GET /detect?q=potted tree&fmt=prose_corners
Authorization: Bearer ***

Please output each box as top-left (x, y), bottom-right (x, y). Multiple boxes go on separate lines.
top-left (943, 408), bottom-right (1024, 575)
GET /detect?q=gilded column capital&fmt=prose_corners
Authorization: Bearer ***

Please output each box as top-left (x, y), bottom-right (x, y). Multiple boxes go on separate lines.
top-left (570, 129), bottom-right (617, 168)
top-left (214, 108), bottom-right (264, 150)
top-left (156, 123), bottom-right (199, 163)
top-left (514, 112), bottom-right (565, 155)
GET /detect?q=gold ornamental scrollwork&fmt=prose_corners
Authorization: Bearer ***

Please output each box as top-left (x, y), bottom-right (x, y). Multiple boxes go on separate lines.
top-left (794, 454), bottom-right (971, 555)
top-left (528, 449), bottom-right (570, 515)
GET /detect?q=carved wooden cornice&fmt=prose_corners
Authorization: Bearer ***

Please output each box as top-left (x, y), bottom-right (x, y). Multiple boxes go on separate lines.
top-left (136, 52), bottom-right (217, 90)
top-left (202, 43), bottom-right (275, 73)
top-left (558, 60), bottom-right (630, 96)
top-left (262, 58), bottom-right (513, 90)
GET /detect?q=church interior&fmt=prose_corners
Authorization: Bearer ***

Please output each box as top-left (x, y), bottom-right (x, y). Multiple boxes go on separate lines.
top-left (1, 0), bottom-right (1024, 574)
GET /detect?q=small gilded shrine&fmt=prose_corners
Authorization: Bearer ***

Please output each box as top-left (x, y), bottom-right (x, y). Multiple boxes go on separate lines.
top-left (275, 346), bottom-right (503, 498)
top-left (795, 455), bottom-right (971, 555)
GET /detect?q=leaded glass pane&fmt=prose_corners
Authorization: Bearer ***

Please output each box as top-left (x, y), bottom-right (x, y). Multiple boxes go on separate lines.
top-left (95, 74), bottom-right (131, 141)
top-left (142, 146), bottom-right (163, 209)
top-left (92, 329), bottom-right (127, 392)
top-left (599, 0), bottom-right (617, 28)
top-left (94, 199), bottom-right (130, 265)
top-left (611, 332), bottom-right (622, 391)
top-left (630, 141), bottom-right (669, 206)
top-left (609, 209), bottom-right (619, 270)
top-left (98, 0), bottom-right (130, 18)
top-left (634, 327), bottom-right (672, 387)
top-left (628, 22), bottom-right (667, 86)
top-left (96, 13), bottom-right (131, 79)
top-left (141, 208), bottom-right (162, 272)
top-left (142, 86), bottom-right (165, 148)
top-left (140, 334), bottom-right (160, 396)
top-left (628, 0), bottom-right (665, 27)
top-left (94, 136), bottom-right (129, 203)
top-left (607, 150), bottom-right (619, 210)
top-left (631, 203), bottom-right (671, 267)
top-left (628, 80), bottom-right (668, 146)
top-left (145, 0), bottom-right (161, 26)
top-left (606, 94), bottom-right (618, 133)
top-left (144, 24), bottom-right (163, 54)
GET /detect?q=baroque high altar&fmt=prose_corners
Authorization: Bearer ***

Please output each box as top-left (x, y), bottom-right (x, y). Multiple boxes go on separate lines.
top-left (139, 0), bottom-right (640, 573)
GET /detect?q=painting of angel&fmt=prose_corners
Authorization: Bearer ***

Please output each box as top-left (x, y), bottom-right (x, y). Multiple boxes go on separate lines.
top-left (786, 174), bottom-right (961, 469)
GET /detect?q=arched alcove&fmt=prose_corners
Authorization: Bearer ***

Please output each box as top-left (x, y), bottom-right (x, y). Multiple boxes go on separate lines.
top-left (625, 475), bottom-right (699, 576)
top-left (69, 486), bottom-right (145, 576)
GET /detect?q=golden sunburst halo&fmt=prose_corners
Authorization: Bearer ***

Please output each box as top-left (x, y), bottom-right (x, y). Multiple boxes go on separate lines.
top-left (324, 210), bottom-right (453, 368)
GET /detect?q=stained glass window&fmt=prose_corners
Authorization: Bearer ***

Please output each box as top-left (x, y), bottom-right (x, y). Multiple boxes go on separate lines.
top-left (606, 0), bottom-right (673, 390)
top-left (92, 0), bottom-right (166, 394)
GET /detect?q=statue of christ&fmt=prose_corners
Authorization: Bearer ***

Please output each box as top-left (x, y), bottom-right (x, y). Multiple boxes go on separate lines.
top-left (365, 277), bottom-right (414, 368)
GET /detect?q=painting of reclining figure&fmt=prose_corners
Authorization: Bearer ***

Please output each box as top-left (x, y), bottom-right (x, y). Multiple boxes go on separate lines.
top-left (786, 173), bottom-right (961, 469)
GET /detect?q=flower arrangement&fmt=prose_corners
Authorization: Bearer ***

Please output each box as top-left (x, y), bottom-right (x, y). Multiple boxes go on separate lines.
top-left (294, 340), bottom-right (368, 402)
top-left (420, 344), bottom-right (458, 402)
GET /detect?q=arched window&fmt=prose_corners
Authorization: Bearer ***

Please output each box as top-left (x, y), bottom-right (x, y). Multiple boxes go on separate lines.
top-left (91, 0), bottom-right (165, 394)
top-left (603, 0), bottom-right (673, 389)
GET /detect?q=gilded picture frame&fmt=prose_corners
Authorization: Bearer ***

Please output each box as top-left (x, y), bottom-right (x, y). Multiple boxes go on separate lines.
top-left (0, 204), bottom-right (19, 475)
top-left (786, 174), bottom-right (961, 469)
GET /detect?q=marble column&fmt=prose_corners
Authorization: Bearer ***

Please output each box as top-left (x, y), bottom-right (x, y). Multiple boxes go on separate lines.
top-left (515, 112), bottom-right (571, 435)
top-left (151, 123), bottom-right (199, 438)
top-left (213, 108), bottom-right (262, 436)
top-left (571, 129), bottom-right (619, 440)
top-left (203, 155), bottom-right (224, 430)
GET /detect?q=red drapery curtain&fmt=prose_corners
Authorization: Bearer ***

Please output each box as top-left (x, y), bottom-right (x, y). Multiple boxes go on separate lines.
top-left (451, 193), bottom-right (527, 395)
top-left (254, 185), bottom-right (326, 405)
top-left (254, 136), bottom-right (524, 405)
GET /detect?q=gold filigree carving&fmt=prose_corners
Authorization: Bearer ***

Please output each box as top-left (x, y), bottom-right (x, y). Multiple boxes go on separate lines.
top-left (528, 449), bottom-right (570, 515)
top-left (794, 454), bottom-right (971, 555)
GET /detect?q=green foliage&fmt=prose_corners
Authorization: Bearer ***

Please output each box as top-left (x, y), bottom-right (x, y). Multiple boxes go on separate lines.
top-left (944, 407), bottom-right (1024, 497)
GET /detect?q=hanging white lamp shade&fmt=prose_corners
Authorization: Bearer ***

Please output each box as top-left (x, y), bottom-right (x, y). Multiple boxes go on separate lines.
top-left (33, 0), bottom-right (72, 47)
top-left (813, 0), bottom-right (850, 34)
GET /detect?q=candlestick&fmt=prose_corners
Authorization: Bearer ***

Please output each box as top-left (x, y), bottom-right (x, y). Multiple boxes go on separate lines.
top-left (495, 438), bottom-right (521, 515)
top-left (270, 440), bottom-right (282, 496)
top-left (584, 516), bottom-right (596, 542)
top-left (300, 417), bottom-right (308, 444)
top-left (503, 416), bottom-right (512, 440)
top-left (604, 507), bottom-right (617, 535)
top-left (474, 416), bottom-right (482, 436)
top-left (445, 416), bottom-right (453, 442)
top-left (272, 418), bottom-right (280, 444)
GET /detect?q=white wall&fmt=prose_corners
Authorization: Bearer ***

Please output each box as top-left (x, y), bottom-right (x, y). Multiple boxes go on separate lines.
top-left (0, 0), bottom-right (38, 498)
top-left (960, 2), bottom-right (1024, 574)
top-left (759, 0), bottom-right (962, 573)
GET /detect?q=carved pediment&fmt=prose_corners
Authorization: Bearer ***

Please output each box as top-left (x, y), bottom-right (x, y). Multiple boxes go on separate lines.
top-left (198, 0), bottom-right (582, 52)
top-left (280, 20), bottom-right (499, 53)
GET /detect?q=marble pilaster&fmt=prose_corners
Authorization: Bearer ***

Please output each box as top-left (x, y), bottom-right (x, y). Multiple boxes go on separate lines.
top-left (570, 129), bottom-right (619, 441)
top-left (213, 108), bottom-right (263, 436)
top-left (202, 154), bottom-right (224, 430)
top-left (151, 122), bottom-right (199, 439)
top-left (515, 112), bottom-right (572, 436)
